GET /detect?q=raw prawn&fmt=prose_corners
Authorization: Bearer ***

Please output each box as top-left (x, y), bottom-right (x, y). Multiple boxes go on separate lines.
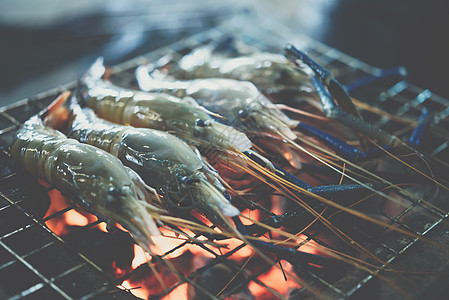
top-left (10, 105), bottom-right (162, 253)
top-left (48, 95), bottom-right (240, 230)
top-left (137, 68), bottom-right (297, 139)
top-left (166, 42), bottom-right (313, 93)
top-left (83, 59), bottom-right (252, 155)
top-left (137, 66), bottom-right (310, 167)
top-left (84, 60), bottom-right (389, 217)
top-left (136, 63), bottom-right (431, 164)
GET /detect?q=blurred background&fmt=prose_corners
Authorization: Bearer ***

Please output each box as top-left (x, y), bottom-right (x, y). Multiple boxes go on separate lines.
top-left (1, 0), bottom-right (448, 106)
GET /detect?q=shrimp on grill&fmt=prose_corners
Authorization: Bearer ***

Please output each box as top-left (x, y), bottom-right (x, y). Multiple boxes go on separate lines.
top-left (46, 94), bottom-right (240, 232)
top-left (137, 66), bottom-right (307, 167)
top-left (165, 42), bottom-right (313, 93)
top-left (84, 59), bottom-right (387, 216)
top-left (137, 63), bottom-right (433, 167)
top-left (10, 96), bottom-right (163, 254)
top-left (82, 58), bottom-right (252, 156)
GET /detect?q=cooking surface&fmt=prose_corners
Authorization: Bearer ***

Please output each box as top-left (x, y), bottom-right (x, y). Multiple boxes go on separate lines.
top-left (0, 14), bottom-right (449, 300)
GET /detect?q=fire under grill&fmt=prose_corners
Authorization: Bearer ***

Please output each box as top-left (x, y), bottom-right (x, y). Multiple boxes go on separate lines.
top-left (1, 16), bottom-right (449, 300)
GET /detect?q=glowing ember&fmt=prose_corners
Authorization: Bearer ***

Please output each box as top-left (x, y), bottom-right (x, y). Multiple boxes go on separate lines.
top-left (131, 244), bottom-right (151, 269)
top-left (240, 208), bottom-right (261, 225)
top-left (296, 235), bottom-right (320, 256)
top-left (151, 229), bottom-right (191, 258)
top-left (42, 176), bottom-right (327, 300)
top-left (120, 280), bottom-right (150, 300)
top-left (65, 209), bottom-right (89, 226)
top-left (249, 261), bottom-right (301, 299)
top-left (162, 283), bottom-right (188, 300)
top-left (97, 222), bottom-right (108, 232)
top-left (219, 238), bottom-right (253, 258)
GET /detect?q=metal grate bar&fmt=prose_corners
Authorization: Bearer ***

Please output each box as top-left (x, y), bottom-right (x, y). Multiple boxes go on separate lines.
top-left (0, 240), bottom-right (73, 299)
top-left (42, 204), bottom-right (77, 222)
top-left (9, 283), bottom-right (46, 300)
top-left (0, 180), bottom-right (126, 299)
top-left (0, 223), bottom-right (34, 241)
top-left (0, 241), bottom-right (56, 273)
top-left (347, 211), bottom-right (449, 297)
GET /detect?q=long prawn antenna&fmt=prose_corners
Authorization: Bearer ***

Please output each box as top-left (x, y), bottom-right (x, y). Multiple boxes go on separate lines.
top-left (232, 216), bottom-right (332, 268)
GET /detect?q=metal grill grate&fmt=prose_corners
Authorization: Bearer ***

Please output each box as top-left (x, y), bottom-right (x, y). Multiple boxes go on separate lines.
top-left (1, 15), bottom-right (448, 299)
top-left (0, 155), bottom-right (140, 299)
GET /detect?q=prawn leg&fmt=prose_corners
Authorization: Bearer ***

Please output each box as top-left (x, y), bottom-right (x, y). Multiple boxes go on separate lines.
top-left (408, 107), bottom-right (429, 146)
top-left (296, 84), bottom-right (430, 161)
top-left (285, 44), bottom-right (361, 119)
top-left (124, 166), bottom-right (163, 206)
top-left (344, 66), bottom-right (407, 94)
top-left (285, 45), bottom-right (422, 152)
top-left (295, 106), bottom-right (429, 161)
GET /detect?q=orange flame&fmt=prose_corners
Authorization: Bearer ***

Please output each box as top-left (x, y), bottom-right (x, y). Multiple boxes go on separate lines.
top-left (161, 283), bottom-right (188, 300)
top-left (44, 188), bottom-right (96, 235)
top-left (42, 180), bottom-right (326, 300)
top-left (249, 261), bottom-right (301, 299)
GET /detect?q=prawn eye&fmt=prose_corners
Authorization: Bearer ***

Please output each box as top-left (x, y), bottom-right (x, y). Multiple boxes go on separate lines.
top-left (195, 119), bottom-right (205, 127)
top-left (181, 176), bottom-right (192, 185)
top-left (108, 187), bottom-right (122, 197)
top-left (238, 109), bottom-right (249, 120)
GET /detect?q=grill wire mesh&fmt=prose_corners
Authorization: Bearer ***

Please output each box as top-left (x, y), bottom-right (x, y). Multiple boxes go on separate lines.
top-left (1, 16), bottom-right (449, 299)
top-left (0, 153), bottom-right (137, 299)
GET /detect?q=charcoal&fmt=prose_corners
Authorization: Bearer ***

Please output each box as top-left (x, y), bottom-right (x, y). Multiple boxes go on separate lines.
top-left (63, 226), bottom-right (135, 274)
top-left (188, 261), bottom-right (252, 300)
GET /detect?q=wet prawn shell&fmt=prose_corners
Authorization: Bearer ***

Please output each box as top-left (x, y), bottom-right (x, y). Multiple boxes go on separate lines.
top-left (67, 105), bottom-right (238, 220)
top-left (69, 113), bottom-right (204, 199)
top-left (86, 86), bottom-right (210, 138)
top-left (11, 123), bottom-right (136, 214)
top-left (86, 80), bottom-right (251, 152)
top-left (10, 121), bottom-right (67, 181)
top-left (86, 86), bottom-right (132, 124)
top-left (177, 51), bottom-right (312, 89)
top-left (179, 78), bottom-right (298, 138)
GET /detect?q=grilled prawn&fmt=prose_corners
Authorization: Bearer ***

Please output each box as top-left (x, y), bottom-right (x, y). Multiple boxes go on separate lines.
top-left (137, 69), bottom-right (297, 138)
top-left (136, 67), bottom-right (305, 166)
top-left (83, 58), bottom-right (252, 155)
top-left (57, 99), bottom-right (240, 228)
top-left (168, 44), bottom-right (313, 92)
top-left (11, 111), bottom-right (162, 253)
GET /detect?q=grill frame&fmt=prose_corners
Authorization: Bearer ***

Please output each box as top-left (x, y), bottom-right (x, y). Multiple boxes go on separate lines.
top-left (0, 15), bottom-right (448, 299)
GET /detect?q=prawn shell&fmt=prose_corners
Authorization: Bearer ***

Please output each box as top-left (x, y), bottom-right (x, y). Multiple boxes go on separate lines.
top-left (11, 116), bottom-right (160, 247)
top-left (86, 81), bottom-right (251, 152)
top-left (176, 50), bottom-right (313, 90)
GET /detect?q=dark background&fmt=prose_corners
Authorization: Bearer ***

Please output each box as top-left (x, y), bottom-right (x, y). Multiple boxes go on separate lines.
top-left (325, 0), bottom-right (449, 99)
top-left (0, 0), bottom-right (448, 105)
